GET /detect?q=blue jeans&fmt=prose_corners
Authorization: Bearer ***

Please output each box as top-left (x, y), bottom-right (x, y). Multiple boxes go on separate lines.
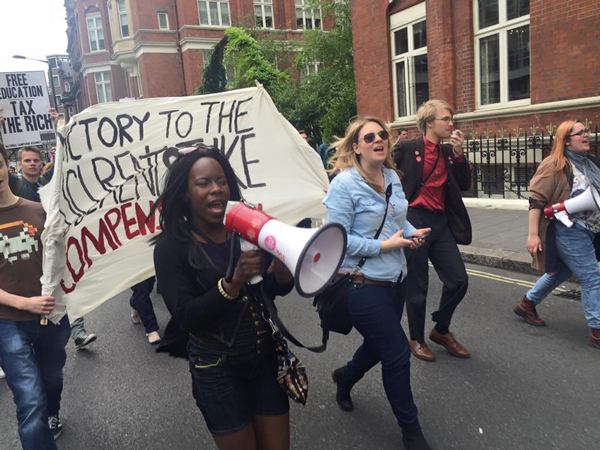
top-left (527, 222), bottom-right (600, 329)
top-left (130, 277), bottom-right (159, 334)
top-left (344, 282), bottom-right (418, 428)
top-left (69, 316), bottom-right (87, 341)
top-left (0, 318), bottom-right (70, 450)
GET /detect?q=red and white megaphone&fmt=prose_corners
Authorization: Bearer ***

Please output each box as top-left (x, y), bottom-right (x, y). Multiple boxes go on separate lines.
top-left (544, 185), bottom-right (600, 227)
top-left (224, 201), bottom-right (347, 297)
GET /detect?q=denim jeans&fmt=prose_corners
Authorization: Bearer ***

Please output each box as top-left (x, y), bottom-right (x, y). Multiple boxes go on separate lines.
top-left (69, 316), bottom-right (87, 341)
top-left (527, 222), bottom-right (600, 329)
top-left (130, 277), bottom-right (159, 334)
top-left (344, 282), bottom-right (418, 428)
top-left (0, 317), bottom-right (70, 450)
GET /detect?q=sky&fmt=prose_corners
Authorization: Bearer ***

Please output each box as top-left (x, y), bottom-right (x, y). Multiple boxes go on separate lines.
top-left (0, 0), bottom-right (69, 77)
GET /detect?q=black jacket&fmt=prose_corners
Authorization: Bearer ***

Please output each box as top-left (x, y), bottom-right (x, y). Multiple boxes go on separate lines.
top-left (393, 137), bottom-right (473, 245)
top-left (154, 233), bottom-right (293, 353)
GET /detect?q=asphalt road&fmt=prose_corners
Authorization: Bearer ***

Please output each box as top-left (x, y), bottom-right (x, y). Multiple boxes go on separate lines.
top-left (1, 264), bottom-right (597, 450)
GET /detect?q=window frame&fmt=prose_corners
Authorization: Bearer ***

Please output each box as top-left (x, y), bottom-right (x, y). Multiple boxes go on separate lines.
top-left (473, 0), bottom-right (531, 109)
top-left (52, 75), bottom-right (60, 88)
top-left (86, 13), bottom-right (106, 52)
top-left (55, 95), bottom-right (63, 107)
top-left (94, 71), bottom-right (113, 104)
top-left (390, 4), bottom-right (428, 120)
top-left (64, 82), bottom-right (71, 92)
top-left (197, 0), bottom-right (231, 27)
top-left (254, 0), bottom-right (274, 29)
top-left (295, 0), bottom-right (322, 30)
top-left (158, 12), bottom-right (170, 30)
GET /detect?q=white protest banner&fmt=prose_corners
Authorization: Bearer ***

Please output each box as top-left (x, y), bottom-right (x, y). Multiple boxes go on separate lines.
top-left (0, 71), bottom-right (55, 149)
top-left (40, 86), bottom-right (328, 322)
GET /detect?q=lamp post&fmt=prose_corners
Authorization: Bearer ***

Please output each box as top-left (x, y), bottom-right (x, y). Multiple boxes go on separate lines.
top-left (12, 55), bottom-right (60, 113)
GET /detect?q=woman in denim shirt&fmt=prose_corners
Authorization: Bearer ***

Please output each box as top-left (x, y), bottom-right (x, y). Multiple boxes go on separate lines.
top-left (324, 117), bottom-right (433, 450)
top-left (152, 146), bottom-right (294, 450)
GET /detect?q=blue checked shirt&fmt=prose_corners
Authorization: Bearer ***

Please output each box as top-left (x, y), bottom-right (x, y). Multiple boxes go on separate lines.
top-left (324, 167), bottom-right (416, 282)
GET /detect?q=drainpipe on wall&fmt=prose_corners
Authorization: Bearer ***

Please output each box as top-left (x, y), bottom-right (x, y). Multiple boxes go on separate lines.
top-left (173, 0), bottom-right (188, 96)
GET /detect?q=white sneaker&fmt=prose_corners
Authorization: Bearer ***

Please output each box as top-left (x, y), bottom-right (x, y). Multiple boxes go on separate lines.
top-left (146, 331), bottom-right (161, 345)
top-left (131, 309), bottom-right (141, 325)
top-left (0, 366), bottom-right (5, 379)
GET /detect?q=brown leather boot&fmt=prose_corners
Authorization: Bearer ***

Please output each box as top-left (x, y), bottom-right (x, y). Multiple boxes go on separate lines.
top-left (591, 329), bottom-right (600, 349)
top-left (514, 296), bottom-right (546, 326)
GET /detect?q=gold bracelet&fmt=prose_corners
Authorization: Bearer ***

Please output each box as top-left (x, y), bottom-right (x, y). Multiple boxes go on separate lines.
top-left (218, 278), bottom-right (238, 301)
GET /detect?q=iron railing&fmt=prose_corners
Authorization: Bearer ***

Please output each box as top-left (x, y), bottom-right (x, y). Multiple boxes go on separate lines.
top-left (463, 124), bottom-right (599, 199)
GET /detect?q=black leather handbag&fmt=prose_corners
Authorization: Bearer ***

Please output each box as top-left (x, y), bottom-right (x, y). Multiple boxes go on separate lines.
top-left (314, 183), bottom-right (392, 335)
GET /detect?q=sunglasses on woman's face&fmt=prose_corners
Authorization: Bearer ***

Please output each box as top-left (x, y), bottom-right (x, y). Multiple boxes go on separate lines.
top-left (360, 130), bottom-right (389, 144)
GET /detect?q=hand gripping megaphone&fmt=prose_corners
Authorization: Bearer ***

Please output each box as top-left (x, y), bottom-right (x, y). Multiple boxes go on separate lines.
top-left (544, 185), bottom-right (600, 227)
top-left (224, 201), bottom-right (347, 297)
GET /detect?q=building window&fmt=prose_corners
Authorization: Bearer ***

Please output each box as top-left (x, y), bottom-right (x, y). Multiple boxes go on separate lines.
top-left (255, 1), bottom-right (274, 28)
top-left (52, 75), bottom-right (60, 88)
top-left (87, 14), bottom-right (106, 52)
top-left (475, 0), bottom-right (530, 107)
top-left (94, 72), bottom-right (113, 103)
top-left (158, 12), bottom-right (170, 30)
top-left (64, 82), bottom-right (71, 92)
top-left (68, 106), bottom-right (74, 117)
top-left (295, 0), bottom-right (321, 30)
top-left (198, 1), bottom-right (230, 27)
top-left (48, 58), bottom-right (58, 69)
top-left (300, 62), bottom-right (320, 82)
top-left (55, 95), bottom-right (63, 107)
top-left (116, 0), bottom-right (130, 37)
top-left (390, 4), bottom-right (428, 119)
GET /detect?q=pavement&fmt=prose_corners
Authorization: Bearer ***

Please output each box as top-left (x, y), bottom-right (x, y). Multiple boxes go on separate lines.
top-left (1, 263), bottom-right (597, 450)
top-left (460, 204), bottom-right (538, 276)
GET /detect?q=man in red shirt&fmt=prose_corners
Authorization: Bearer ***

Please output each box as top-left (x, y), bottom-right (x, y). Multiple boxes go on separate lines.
top-left (393, 100), bottom-right (472, 362)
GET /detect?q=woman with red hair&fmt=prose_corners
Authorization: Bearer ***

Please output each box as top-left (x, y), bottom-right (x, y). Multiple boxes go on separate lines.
top-left (514, 120), bottom-right (600, 349)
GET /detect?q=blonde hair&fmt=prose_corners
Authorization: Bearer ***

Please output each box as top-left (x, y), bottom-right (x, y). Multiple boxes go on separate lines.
top-left (328, 116), bottom-right (399, 193)
top-left (416, 99), bottom-right (455, 134)
top-left (546, 120), bottom-right (582, 174)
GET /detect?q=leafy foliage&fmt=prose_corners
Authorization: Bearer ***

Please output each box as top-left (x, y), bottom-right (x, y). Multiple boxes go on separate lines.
top-left (195, 36), bottom-right (228, 95)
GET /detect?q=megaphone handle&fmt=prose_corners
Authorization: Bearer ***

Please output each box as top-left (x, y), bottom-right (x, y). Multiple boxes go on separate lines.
top-left (239, 239), bottom-right (263, 285)
top-left (555, 211), bottom-right (574, 228)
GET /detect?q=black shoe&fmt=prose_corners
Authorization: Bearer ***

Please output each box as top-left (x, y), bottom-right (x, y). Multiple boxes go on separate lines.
top-left (332, 367), bottom-right (354, 412)
top-left (402, 421), bottom-right (432, 450)
top-left (48, 415), bottom-right (63, 441)
top-left (74, 333), bottom-right (97, 350)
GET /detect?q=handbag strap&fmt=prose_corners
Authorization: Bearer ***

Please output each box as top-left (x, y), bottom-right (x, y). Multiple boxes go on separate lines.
top-left (357, 182), bottom-right (392, 269)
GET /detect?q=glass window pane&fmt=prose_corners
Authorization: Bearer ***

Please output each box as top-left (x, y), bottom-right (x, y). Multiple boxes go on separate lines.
top-left (95, 73), bottom-right (102, 83)
top-left (315, 9), bottom-right (321, 29)
top-left (255, 5), bottom-right (263, 27)
top-left (265, 6), bottom-right (273, 28)
top-left (159, 13), bottom-right (168, 29)
top-left (479, 34), bottom-right (500, 105)
top-left (296, 8), bottom-right (303, 28)
top-left (209, 2), bottom-right (219, 25)
top-left (478, 0), bottom-right (499, 30)
top-left (394, 28), bottom-right (408, 55)
top-left (507, 0), bottom-right (529, 20)
top-left (414, 55), bottom-right (429, 111)
top-left (221, 3), bottom-right (230, 26)
top-left (507, 25), bottom-right (530, 101)
top-left (87, 18), bottom-right (94, 28)
top-left (122, 23), bottom-right (129, 37)
top-left (413, 21), bottom-right (427, 49)
top-left (396, 61), bottom-right (407, 117)
top-left (106, 83), bottom-right (113, 102)
top-left (199, 1), bottom-right (209, 24)
top-left (98, 30), bottom-right (105, 49)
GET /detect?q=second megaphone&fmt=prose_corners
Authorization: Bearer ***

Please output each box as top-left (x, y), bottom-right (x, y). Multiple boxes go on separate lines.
top-left (224, 202), bottom-right (347, 297)
top-left (544, 185), bottom-right (600, 227)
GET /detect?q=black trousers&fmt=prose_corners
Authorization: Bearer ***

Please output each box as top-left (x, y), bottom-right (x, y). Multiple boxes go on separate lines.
top-left (405, 208), bottom-right (469, 342)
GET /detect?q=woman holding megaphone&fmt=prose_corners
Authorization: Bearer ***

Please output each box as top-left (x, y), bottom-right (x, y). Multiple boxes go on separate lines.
top-left (324, 117), bottom-right (432, 450)
top-left (514, 120), bottom-right (600, 349)
top-left (152, 145), bottom-right (295, 450)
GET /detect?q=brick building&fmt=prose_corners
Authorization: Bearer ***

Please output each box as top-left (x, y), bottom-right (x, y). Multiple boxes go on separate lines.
top-left (351, 0), bottom-right (600, 198)
top-left (47, 54), bottom-right (74, 121)
top-left (61, 0), bottom-right (328, 120)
